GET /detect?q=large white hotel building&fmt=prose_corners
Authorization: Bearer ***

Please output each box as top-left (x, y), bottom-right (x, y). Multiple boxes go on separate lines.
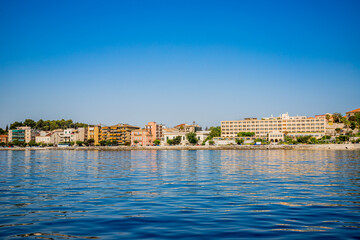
top-left (221, 113), bottom-right (326, 140)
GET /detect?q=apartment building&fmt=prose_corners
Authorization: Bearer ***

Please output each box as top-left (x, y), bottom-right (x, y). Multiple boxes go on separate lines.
top-left (221, 113), bottom-right (326, 141)
top-left (88, 125), bottom-right (101, 145)
top-left (72, 128), bottom-right (87, 142)
top-left (35, 131), bottom-right (52, 144)
top-left (131, 129), bottom-right (153, 146)
top-left (8, 126), bottom-right (35, 143)
top-left (145, 122), bottom-right (163, 142)
top-left (101, 124), bottom-right (140, 144)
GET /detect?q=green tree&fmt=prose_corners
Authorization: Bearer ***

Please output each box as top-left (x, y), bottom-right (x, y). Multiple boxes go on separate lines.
top-left (134, 140), bottom-right (139, 144)
top-left (86, 139), bottom-right (95, 146)
top-left (237, 132), bottom-right (255, 137)
top-left (203, 126), bottom-right (221, 143)
top-left (208, 140), bottom-right (215, 145)
top-left (10, 121), bottom-right (23, 129)
top-left (28, 140), bottom-right (38, 147)
top-left (332, 113), bottom-right (342, 123)
top-left (335, 128), bottom-right (342, 135)
top-left (209, 126), bottom-right (221, 138)
top-left (24, 119), bottom-right (36, 128)
top-left (172, 136), bottom-right (182, 145)
top-left (76, 141), bottom-right (84, 146)
top-left (0, 128), bottom-right (6, 135)
top-left (337, 135), bottom-right (349, 142)
top-left (99, 140), bottom-right (107, 146)
top-left (236, 138), bottom-right (244, 145)
top-left (186, 132), bottom-right (198, 145)
top-left (167, 136), bottom-right (182, 145)
top-left (309, 137), bottom-right (318, 144)
top-left (254, 138), bottom-right (268, 144)
top-left (110, 140), bottom-right (118, 146)
top-left (296, 136), bottom-right (311, 143)
top-left (12, 140), bottom-right (21, 146)
top-left (153, 139), bottom-right (160, 145)
top-left (326, 114), bottom-right (331, 121)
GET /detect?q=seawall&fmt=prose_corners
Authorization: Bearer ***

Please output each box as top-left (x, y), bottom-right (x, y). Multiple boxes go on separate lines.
top-left (1, 144), bottom-right (360, 151)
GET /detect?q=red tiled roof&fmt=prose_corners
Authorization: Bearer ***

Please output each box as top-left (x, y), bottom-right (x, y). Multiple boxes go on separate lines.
top-left (0, 135), bottom-right (7, 138)
top-left (346, 108), bottom-right (360, 114)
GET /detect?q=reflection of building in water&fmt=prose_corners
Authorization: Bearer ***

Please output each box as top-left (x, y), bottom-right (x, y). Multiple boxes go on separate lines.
top-left (217, 150), bottom-right (340, 178)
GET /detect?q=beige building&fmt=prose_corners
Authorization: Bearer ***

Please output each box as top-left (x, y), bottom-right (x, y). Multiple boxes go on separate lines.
top-left (50, 129), bottom-right (63, 145)
top-left (72, 128), bottom-right (87, 142)
top-left (174, 123), bottom-right (202, 133)
top-left (8, 126), bottom-right (35, 143)
top-left (221, 113), bottom-right (326, 140)
top-left (35, 131), bottom-right (52, 144)
top-left (162, 129), bottom-right (210, 146)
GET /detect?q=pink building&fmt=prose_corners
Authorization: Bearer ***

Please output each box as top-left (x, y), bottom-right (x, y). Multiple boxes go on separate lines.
top-left (145, 122), bottom-right (163, 142)
top-left (131, 129), bottom-right (153, 146)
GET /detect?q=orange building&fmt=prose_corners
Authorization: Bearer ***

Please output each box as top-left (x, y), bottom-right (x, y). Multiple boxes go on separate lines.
top-left (145, 122), bottom-right (163, 142)
top-left (0, 135), bottom-right (8, 143)
top-left (101, 124), bottom-right (139, 144)
top-left (131, 129), bottom-right (153, 146)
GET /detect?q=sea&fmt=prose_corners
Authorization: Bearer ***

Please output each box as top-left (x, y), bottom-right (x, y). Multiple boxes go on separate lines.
top-left (0, 150), bottom-right (359, 239)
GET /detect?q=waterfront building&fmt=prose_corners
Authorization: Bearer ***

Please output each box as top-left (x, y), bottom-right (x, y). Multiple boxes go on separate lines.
top-left (35, 131), bottom-right (52, 144)
top-left (50, 129), bottom-right (64, 145)
top-left (221, 113), bottom-right (326, 141)
top-left (145, 122), bottom-right (163, 142)
top-left (48, 128), bottom-right (88, 145)
top-left (8, 126), bottom-right (35, 143)
top-left (72, 128), bottom-right (87, 142)
top-left (131, 129), bottom-right (153, 146)
top-left (101, 124), bottom-right (140, 144)
top-left (174, 122), bottom-right (202, 133)
top-left (0, 135), bottom-right (8, 143)
top-left (268, 131), bottom-right (284, 142)
top-left (87, 125), bottom-right (101, 145)
top-left (161, 128), bottom-right (210, 146)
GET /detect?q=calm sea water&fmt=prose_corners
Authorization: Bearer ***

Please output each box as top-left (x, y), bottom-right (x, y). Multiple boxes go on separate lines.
top-left (0, 150), bottom-right (360, 239)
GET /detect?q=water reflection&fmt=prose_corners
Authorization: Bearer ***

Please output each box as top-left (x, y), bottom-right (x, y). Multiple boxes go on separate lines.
top-left (0, 150), bottom-right (359, 239)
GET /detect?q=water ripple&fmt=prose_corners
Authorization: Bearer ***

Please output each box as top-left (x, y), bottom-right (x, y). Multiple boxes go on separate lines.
top-left (0, 150), bottom-right (360, 239)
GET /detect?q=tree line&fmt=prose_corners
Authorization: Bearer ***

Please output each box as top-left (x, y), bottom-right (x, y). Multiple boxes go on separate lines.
top-left (7, 119), bottom-right (88, 131)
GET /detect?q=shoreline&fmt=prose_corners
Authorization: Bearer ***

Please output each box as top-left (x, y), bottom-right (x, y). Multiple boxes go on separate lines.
top-left (1, 144), bottom-right (360, 151)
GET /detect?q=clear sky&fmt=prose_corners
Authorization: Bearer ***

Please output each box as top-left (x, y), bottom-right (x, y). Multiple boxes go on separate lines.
top-left (0, 0), bottom-right (359, 129)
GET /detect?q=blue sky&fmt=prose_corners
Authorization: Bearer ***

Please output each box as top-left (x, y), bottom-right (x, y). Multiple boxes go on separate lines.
top-left (0, 0), bottom-right (359, 128)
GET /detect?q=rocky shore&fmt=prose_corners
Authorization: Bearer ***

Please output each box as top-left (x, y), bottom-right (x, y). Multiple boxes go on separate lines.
top-left (1, 144), bottom-right (360, 151)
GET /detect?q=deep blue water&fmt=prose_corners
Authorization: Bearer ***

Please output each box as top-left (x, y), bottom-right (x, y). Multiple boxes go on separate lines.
top-left (0, 150), bottom-right (360, 239)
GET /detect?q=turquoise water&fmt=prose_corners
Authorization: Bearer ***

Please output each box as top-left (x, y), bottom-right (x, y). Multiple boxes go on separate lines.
top-left (0, 150), bottom-right (360, 239)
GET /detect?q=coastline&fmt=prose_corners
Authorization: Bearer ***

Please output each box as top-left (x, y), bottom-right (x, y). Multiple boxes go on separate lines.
top-left (1, 144), bottom-right (360, 151)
